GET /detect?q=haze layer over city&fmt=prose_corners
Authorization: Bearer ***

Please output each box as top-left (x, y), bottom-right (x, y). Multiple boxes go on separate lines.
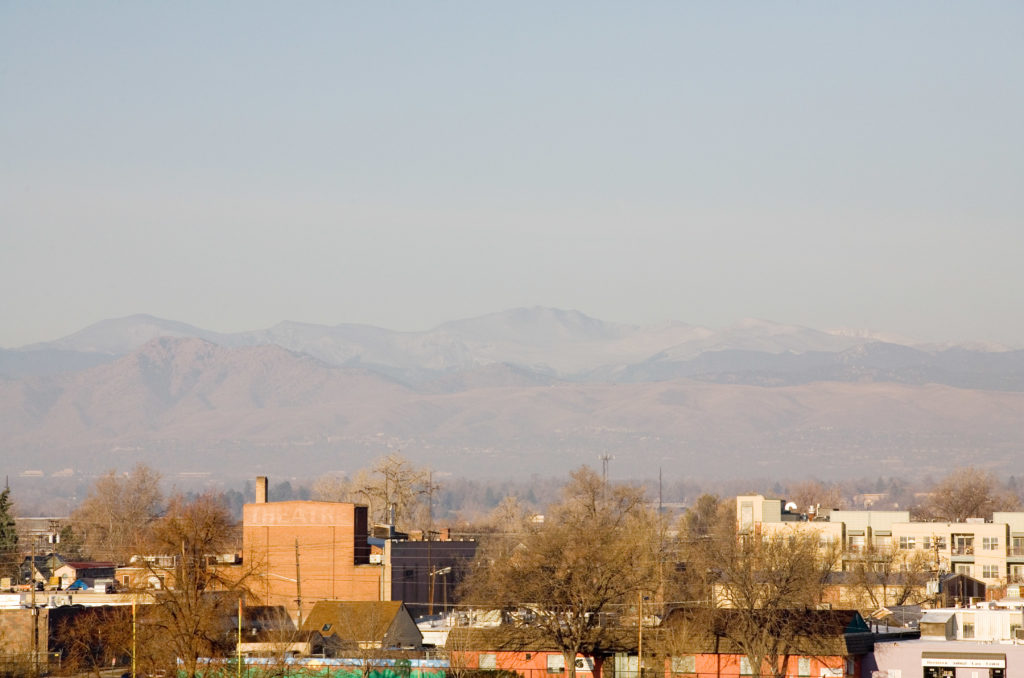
top-left (2, 5), bottom-right (1022, 495)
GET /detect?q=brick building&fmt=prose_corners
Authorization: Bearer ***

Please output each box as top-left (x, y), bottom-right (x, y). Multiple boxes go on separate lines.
top-left (242, 477), bottom-right (383, 624)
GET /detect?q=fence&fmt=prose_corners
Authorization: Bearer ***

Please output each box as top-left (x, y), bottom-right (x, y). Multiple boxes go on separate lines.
top-left (0, 652), bottom-right (59, 678)
top-left (189, 656), bottom-right (449, 678)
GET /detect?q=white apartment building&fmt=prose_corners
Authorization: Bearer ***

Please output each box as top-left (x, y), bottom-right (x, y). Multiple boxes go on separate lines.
top-left (737, 496), bottom-right (1024, 587)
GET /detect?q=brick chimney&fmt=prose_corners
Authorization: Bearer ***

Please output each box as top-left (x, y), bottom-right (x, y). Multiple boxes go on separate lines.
top-left (255, 476), bottom-right (268, 503)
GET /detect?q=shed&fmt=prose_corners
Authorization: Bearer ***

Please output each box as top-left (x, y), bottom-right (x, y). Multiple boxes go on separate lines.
top-left (918, 610), bottom-right (956, 641)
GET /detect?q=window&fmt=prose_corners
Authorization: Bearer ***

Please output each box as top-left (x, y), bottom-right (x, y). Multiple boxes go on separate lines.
top-left (921, 536), bottom-right (931, 550)
top-left (740, 503), bottom-right (754, 531)
top-left (955, 563), bottom-right (972, 575)
top-left (962, 622), bottom-right (975, 639)
top-left (547, 655), bottom-right (565, 674)
top-left (479, 654), bottom-right (497, 670)
top-left (798, 657), bottom-right (811, 676)
top-left (739, 656), bottom-right (752, 675)
top-left (983, 565), bottom-right (999, 578)
top-left (671, 656), bottom-right (695, 675)
top-left (983, 537), bottom-right (999, 550)
top-left (898, 536), bottom-right (915, 550)
top-left (935, 536), bottom-right (947, 550)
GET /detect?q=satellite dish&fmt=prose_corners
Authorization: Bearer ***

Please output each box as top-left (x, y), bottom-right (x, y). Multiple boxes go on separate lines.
top-left (784, 501), bottom-right (798, 512)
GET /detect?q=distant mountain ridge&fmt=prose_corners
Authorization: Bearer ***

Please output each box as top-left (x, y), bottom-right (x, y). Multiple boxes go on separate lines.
top-left (4, 308), bottom-right (1022, 392)
top-left (3, 334), bottom-right (1024, 481)
top-left (5, 308), bottom-right (1024, 482)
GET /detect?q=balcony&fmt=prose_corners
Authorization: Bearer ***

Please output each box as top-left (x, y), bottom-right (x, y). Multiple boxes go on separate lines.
top-left (951, 544), bottom-right (975, 563)
top-left (1008, 546), bottom-right (1024, 561)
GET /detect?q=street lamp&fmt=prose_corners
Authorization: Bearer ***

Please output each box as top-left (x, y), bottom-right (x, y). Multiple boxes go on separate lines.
top-left (429, 566), bottom-right (452, 616)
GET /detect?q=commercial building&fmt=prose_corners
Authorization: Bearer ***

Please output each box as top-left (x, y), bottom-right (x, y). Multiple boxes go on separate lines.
top-left (737, 496), bottom-right (1024, 589)
top-left (381, 539), bottom-right (477, 619)
top-left (242, 477), bottom-right (382, 624)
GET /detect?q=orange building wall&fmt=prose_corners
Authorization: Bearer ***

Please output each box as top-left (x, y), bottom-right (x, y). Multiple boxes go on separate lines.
top-left (453, 650), bottom-right (857, 678)
top-left (453, 650), bottom-right (603, 678)
top-left (242, 500), bottom-right (383, 622)
top-left (687, 653), bottom-right (854, 677)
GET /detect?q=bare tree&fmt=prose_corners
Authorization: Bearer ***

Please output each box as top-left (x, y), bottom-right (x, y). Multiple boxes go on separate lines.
top-left (669, 494), bottom-right (733, 608)
top-left (52, 607), bottom-right (132, 678)
top-left (679, 494), bottom-right (732, 541)
top-left (462, 467), bottom-right (660, 678)
top-left (134, 493), bottom-right (255, 678)
top-left (313, 454), bottom-right (434, 531)
top-left (919, 467), bottom-right (1021, 522)
top-left (311, 473), bottom-right (351, 502)
top-left (682, 523), bottom-right (841, 678)
top-left (785, 480), bottom-right (846, 513)
top-left (841, 546), bottom-right (933, 611)
top-left (69, 464), bottom-right (163, 563)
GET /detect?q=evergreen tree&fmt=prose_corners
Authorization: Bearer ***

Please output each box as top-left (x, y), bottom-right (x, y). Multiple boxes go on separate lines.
top-left (0, 487), bottom-right (19, 580)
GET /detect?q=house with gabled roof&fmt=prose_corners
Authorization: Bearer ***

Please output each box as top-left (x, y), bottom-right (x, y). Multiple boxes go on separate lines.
top-left (300, 601), bottom-right (422, 654)
top-left (53, 561), bottom-right (116, 588)
top-left (19, 553), bottom-right (64, 585)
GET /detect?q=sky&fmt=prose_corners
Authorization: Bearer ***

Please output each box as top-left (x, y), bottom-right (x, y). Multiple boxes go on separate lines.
top-left (2, 2), bottom-right (1022, 348)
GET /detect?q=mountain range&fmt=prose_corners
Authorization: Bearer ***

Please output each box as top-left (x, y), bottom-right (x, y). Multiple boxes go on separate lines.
top-left (3, 308), bottom-right (1024, 482)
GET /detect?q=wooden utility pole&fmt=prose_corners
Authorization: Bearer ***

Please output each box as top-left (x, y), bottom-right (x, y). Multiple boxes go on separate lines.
top-left (132, 602), bottom-right (137, 678)
top-left (237, 597), bottom-right (243, 678)
top-left (637, 590), bottom-right (643, 678)
top-left (31, 536), bottom-right (38, 678)
top-left (294, 539), bottom-right (303, 628)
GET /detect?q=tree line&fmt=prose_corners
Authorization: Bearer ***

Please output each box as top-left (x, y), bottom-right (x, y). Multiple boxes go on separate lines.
top-left (3, 459), bottom-right (1022, 678)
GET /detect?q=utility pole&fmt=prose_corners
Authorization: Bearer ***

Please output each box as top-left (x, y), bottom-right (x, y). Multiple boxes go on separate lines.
top-left (427, 470), bottom-right (434, 539)
top-left (294, 539), bottom-right (303, 628)
top-left (599, 454), bottom-right (613, 502)
top-left (428, 568), bottom-right (435, 617)
top-left (237, 597), bottom-right (243, 678)
top-left (658, 467), bottom-right (663, 514)
top-left (600, 454), bottom-right (612, 486)
top-left (637, 590), bottom-right (643, 678)
top-left (132, 602), bottom-right (137, 678)
top-left (31, 535), bottom-right (38, 678)
top-left (427, 471), bottom-right (433, 616)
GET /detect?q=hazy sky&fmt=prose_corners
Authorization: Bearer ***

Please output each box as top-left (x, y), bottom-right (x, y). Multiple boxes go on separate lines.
top-left (2, 3), bottom-right (1022, 348)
